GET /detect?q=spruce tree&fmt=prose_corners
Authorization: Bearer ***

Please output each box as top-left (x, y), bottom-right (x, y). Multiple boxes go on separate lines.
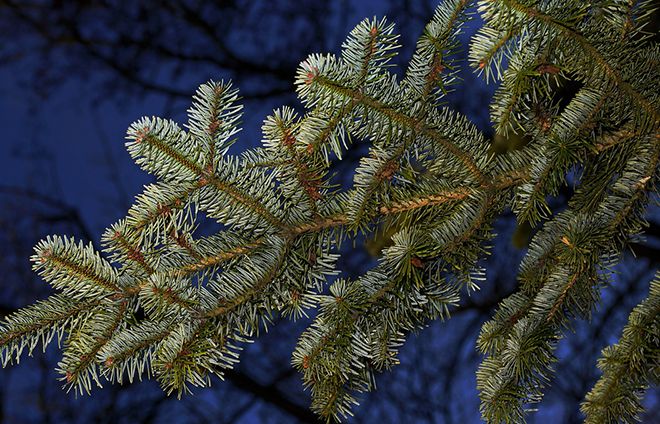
top-left (1, 1), bottom-right (658, 422)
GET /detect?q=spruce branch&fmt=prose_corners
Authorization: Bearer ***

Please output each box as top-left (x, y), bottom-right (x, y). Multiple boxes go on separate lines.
top-left (0, 295), bottom-right (102, 366)
top-left (32, 236), bottom-right (122, 298)
top-left (477, 137), bottom-right (659, 422)
top-left (309, 75), bottom-right (490, 184)
top-left (581, 271), bottom-right (660, 424)
top-left (403, 0), bottom-right (473, 105)
top-left (1, 1), bottom-right (658, 422)
top-left (58, 300), bottom-right (128, 394)
top-left (498, 0), bottom-right (659, 126)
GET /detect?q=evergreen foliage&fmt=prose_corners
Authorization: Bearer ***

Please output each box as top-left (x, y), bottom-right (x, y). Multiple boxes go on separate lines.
top-left (1, 0), bottom-right (658, 422)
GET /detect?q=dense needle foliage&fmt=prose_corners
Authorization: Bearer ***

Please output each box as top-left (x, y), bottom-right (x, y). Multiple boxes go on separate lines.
top-left (1, 1), bottom-right (658, 422)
